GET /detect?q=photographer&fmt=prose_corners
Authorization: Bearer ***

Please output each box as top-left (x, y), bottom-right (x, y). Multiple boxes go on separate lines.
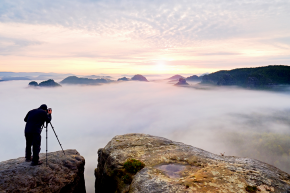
top-left (24, 104), bottom-right (52, 166)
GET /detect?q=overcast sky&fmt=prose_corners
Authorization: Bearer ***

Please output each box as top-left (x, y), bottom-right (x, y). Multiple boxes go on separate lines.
top-left (0, 0), bottom-right (289, 74)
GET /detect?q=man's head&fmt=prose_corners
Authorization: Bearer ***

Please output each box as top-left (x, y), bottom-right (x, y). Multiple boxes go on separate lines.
top-left (39, 104), bottom-right (48, 111)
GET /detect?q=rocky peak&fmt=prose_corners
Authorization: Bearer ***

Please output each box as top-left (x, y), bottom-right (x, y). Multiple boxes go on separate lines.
top-left (28, 81), bottom-right (39, 86)
top-left (175, 78), bottom-right (189, 86)
top-left (28, 79), bottom-right (61, 87)
top-left (95, 134), bottom-right (290, 193)
top-left (0, 149), bottom-right (86, 193)
top-left (131, 75), bottom-right (148, 82)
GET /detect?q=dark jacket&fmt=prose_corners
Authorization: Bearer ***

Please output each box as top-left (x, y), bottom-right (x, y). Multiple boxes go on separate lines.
top-left (24, 108), bottom-right (52, 134)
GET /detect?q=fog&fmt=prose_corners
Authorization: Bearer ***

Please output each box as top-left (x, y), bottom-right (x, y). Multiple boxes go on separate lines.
top-left (1, 80), bottom-right (290, 192)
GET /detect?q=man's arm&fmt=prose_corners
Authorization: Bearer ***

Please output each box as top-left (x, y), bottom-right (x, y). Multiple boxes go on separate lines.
top-left (24, 111), bottom-right (30, 122)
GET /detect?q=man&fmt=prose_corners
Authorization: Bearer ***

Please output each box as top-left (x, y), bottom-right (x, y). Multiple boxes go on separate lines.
top-left (24, 104), bottom-right (52, 166)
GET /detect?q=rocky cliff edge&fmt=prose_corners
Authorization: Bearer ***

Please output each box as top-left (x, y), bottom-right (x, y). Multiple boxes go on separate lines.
top-left (95, 134), bottom-right (290, 193)
top-left (0, 149), bottom-right (86, 193)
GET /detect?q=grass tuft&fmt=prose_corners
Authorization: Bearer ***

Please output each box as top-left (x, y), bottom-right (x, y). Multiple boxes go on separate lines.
top-left (122, 174), bottom-right (133, 184)
top-left (123, 159), bottom-right (145, 174)
top-left (245, 185), bottom-right (258, 193)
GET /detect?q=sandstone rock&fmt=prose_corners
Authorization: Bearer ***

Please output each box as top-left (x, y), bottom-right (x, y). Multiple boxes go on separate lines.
top-left (28, 81), bottom-right (39, 86)
top-left (131, 75), bottom-right (148, 82)
top-left (95, 134), bottom-right (290, 193)
top-left (39, 79), bottom-right (61, 87)
top-left (0, 149), bottom-right (86, 193)
top-left (175, 78), bottom-right (189, 86)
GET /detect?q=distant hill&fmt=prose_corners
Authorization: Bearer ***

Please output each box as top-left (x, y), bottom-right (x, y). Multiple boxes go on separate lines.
top-left (186, 75), bottom-right (202, 81)
top-left (131, 74), bottom-right (148, 81)
top-left (168, 75), bottom-right (184, 80)
top-left (28, 81), bottom-right (38, 86)
top-left (175, 78), bottom-right (189, 86)
top-left (39, 79), bottom-right (61, 87)
top-left (60, 76), bottom-right (110, 85)
top-left (118, 77), bottom-right (130, 81)
top-left (1, 76), bottom-right (31, 81)
top-left (83, 75), bottom-right (112, 79)
top-left (29, 79), bottom-right (61, 87)
top-left (201, 65), bottom-right (290, 88)
top-left (0, 72), bottom-right (74, 80)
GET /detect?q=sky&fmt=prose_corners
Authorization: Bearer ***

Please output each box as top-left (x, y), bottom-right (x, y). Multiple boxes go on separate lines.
top-left (0, 0), bottom-right (290, 75)
top-left (1, 80), bottom-right (290, 192)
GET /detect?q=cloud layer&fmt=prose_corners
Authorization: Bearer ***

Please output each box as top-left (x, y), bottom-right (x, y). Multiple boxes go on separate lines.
top-left (1, 80), bottom-right (290, 191)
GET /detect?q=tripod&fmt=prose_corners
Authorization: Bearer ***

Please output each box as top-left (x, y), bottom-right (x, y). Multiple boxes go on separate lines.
top-left (45, 122), bottom-right (65, 166)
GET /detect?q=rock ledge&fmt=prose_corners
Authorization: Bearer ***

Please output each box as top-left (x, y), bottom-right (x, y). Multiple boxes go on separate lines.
top-left (95, 134), bottom-right (290, 193)
top-left (0, 149), bottom-right (86, 193)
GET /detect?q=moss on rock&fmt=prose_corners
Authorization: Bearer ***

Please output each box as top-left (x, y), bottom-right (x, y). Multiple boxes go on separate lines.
top-left (123, 159), bottom-right (145, 174)
top-left (246, 185), bottom-right (258, 193)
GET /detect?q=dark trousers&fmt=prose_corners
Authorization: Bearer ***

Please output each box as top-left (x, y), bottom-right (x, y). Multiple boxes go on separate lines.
top-left (25, 132), bottom-right (41, 163)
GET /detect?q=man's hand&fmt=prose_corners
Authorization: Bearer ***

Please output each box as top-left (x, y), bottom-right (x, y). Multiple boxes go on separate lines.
top-left (48, 108), bottom-right (52, 114)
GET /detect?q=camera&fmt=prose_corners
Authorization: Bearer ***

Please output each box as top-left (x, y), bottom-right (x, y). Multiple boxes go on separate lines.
top-left (47, 108), bottom-right (52, 114)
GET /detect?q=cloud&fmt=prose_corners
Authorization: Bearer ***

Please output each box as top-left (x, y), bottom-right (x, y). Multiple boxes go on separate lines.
top-left (0, 36), bottom-right (42, 55)
top-left (198, 52), bottom-right (241, 56)
top-left (1, 80), bottom-right (290, 191)
top-left (0, 0), bottom-right (289, 73)
top-left (1, 0), bottom-right (290, 46)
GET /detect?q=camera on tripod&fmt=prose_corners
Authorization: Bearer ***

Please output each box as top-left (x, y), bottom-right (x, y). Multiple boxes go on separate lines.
top-left (44, 108), bottom-right (65, 166)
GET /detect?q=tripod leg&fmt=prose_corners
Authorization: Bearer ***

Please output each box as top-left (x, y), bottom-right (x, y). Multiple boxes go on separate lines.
top-left (49, 122), bottom-right (65, 155)
top-left (46, 126), bottom-right (48, 166)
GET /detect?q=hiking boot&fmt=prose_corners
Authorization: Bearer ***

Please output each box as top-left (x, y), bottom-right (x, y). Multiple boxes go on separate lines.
top-left (25, 156), bottom-right (33, 162)
top-left (31, 161), bottom-right (43, 166)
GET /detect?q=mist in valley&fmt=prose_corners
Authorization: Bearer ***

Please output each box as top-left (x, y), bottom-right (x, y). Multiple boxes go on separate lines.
top-left (1, 80), bottom-right (290, 192)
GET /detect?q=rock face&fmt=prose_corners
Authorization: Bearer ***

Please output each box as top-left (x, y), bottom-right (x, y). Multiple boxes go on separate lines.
top-left (95, 134), bottom-right (290, 193)
top-left (131, 75), bottom-right (148, 82)
top-left (175, 78), bottom-right (189, 86)
top-left (0, 149), bottom-right (86, 193)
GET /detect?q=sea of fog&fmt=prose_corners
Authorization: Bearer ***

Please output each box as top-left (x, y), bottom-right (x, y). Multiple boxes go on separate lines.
top-left (1, 80), bottom-right (290, 192)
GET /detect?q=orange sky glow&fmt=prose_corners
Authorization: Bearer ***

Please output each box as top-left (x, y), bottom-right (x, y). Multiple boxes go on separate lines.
top-left (0, 0), bottom-right (289, 75)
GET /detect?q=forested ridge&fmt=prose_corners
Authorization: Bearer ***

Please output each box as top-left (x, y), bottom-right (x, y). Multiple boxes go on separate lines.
top-left (201, 65), bottom-right (290, 88)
